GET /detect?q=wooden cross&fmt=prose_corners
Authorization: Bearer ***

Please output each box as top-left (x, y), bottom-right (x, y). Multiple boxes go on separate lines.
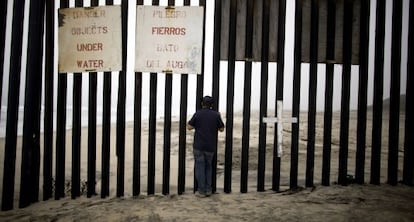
top-left (262, 100), bottom-right (298, 157)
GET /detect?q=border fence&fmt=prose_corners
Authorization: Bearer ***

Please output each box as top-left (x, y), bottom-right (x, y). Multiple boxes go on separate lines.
top-left (1, 0), bottom-right (413, 210)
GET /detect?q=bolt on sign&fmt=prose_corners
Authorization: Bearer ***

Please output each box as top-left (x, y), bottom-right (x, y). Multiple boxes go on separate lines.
top-left (58, 6), bottom-right (122, 73)
top-left (135, 6), bottom-right (204, 74)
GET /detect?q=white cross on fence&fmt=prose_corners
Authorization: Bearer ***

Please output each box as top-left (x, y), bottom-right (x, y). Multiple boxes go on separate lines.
top-left (262, 100), bottom-right (298, 157)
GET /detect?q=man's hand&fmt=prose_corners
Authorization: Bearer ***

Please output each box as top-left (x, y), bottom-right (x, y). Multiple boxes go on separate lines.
top-left (187, 124), bottom-right (194, 130)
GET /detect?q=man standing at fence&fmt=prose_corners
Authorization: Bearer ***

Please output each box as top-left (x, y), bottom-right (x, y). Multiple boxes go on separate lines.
top-left (188, 96), bottom-right (225, 197)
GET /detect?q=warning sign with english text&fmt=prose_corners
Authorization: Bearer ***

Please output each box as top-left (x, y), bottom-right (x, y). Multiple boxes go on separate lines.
top-left (58, 6), bottom-right (122, 73)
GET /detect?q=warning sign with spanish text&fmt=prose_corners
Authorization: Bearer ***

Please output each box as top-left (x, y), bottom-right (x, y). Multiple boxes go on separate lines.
top-left (135, 6), bottom-right (204, 74)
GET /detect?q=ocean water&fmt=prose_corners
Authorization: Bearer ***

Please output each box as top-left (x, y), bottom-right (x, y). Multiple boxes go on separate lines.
top-left (0, 105), bottom-right (145, 137)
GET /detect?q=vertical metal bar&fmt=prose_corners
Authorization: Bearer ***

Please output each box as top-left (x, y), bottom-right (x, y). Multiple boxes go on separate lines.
top-left (190, 0), bottom-right (206, 194)
top-left (178, 74), bottom-right (188, 192)
top-left (134, 0), bottom-right (144, 198)
top-left (273, 0), bottom-right (286, 192)
top-left (133, 71), bottom-right (141, 197)
top-left (148, 73), bottom-right (157, 195)
top-left (88, 70), bottom-right (97, 197)
top-left (87, 0), bottom-right (99, 198)
top-left (370, 0), bottom-right (386, 185)
top-left (176, 0), bottom-right (190, 196)
top-left (19, 0), bottom-right (45, 208)
top-left (387, 0), bottom-right (403, 186)
top-left (191, 0), bottom-right (206, 194)
top-left (0, 7), bottom-right (6, 206)
top-left (212, 0), bottom-right (221, 110)
top-left (163, 73), bottom-right (172, 195)
top-left (306, 0), bottom-right (319, 188)
top-left (290, 0), bottom-right (303, 189)
top-left (355, 0), bottom-right (370, 185)
top-left (197, 0), bottom-right (209, 193)
top-left (55, 83), bottom-right (68, 199)
top-left (101, 0), bottom-right (114, 198)
top-left (147, 0), bottom-right (159, 197)
top-left (101, 70), bottom-right (111, 198)
top-left (403, 0), bottom-right (414, 186)
top-left (43, 0), bottom-right (55, 200)
top-left (178, 72), bottom-right (188, 194)
top-left (1, 0), bottom-right (26, 210)
top-left (240, 0), bottom-right (255, 194)
top-left (322, 0), bottom-right (336, 186)
top-left (71, 0), bottom-right (84, 200)
top-left (72, 80), bottom-right (82, 199)
top-left (101, 69), bottom-right (111, 199)
top-left (179, 76), bottom-right (187, 198)
top-left (0, 0), bottom-right (7, 119)
top-left (179, 73), bottom-right (188, 195)
top-left (55, 0), bottom-right (69, 201)
top-left (116, 0), bottom-right (128, 198)
top-left (55, 80), bottom-right (67, 200)
top-left (0, 0), bottom-right (6, 198)
top-left (224, 0), bottom-right (237, 194)
top-left (0, 7), bottom-right (4, 191)
top-left (338, 0), bottom-right (353, 186)
top-left (56, 3), bottom-right (69, 201)
top-left (161, 0), bottom-right (174, 197)
top-left (258, 0), bottom-right (270, 192)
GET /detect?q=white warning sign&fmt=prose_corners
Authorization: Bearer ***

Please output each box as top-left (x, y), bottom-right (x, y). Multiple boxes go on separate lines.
top-left (58, 6), bottom-right (122, 73)
top-left (135, 6), bottom-right (204, 74)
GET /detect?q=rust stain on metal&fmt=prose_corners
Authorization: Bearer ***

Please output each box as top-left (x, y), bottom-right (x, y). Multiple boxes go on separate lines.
top-left (58, 11), bottom-right (65, 27)
top-left (162, 69), bottom-right (173, 73)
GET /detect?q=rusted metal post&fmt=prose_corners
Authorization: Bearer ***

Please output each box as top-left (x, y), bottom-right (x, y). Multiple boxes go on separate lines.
top-left (19, 0), bottom-right (46, 208)
top-left (87, 0), bottom-right (99, 198)
top-left (116, 0), bottom-right (128, 198)
top-left (290, 0), bottom-right (303, 189)
top-left (148, 0), bottom-right (160, 195)
top-left (2, 0), bottom-right (26, 210)
top-left (224, 0), bottom-right (237, 194)
top-left (0, 0), bottom-right (7, 119)
top-left (355, 0), bottom-right (370, 185)
top-left (370, 0), bottom-right (386, 185)
top-left (43, 0), bottom-right (55, 200)
top-left (133, 0), bottom-right (144, 198)
top-left (322, 0), bottom-right (336, 186)
top-left (306, 0), bottom-right (319, 188)
top-left (257, 0), bottom-right (270, 192)
top-left (71, 0), bottom-right (84, 200)
top-left (273, 0), bottom-right (286, 192)
top-left (403, 0), bottom-right (414, 186)
top-left (161, 0), bottom-right (175, 196)
top-left (387, 0), bottom-right (403, 186)
top-left (176, 0), bottom-right (190, 195)
top-left (101, 0), bottom-right (114, 198)
top-left (338, 0), bottom-right (353, 186)
top-left (240, 0), bottom-right (255, 193)
top-left (55, 0), bottom-right (69, 201)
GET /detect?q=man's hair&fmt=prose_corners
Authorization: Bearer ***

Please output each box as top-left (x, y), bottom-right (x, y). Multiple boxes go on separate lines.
top-left (201, 96), bottom-right (214, 109)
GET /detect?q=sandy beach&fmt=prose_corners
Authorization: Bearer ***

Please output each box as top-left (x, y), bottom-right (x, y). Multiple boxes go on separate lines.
top-left (1, 110), bottom-right (413, 221)
top-left (0, 184), bottom-right (413, 221)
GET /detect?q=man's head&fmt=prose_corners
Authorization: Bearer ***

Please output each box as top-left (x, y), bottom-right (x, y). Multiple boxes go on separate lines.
top-left (201, 96), bottom-right (214, 109)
